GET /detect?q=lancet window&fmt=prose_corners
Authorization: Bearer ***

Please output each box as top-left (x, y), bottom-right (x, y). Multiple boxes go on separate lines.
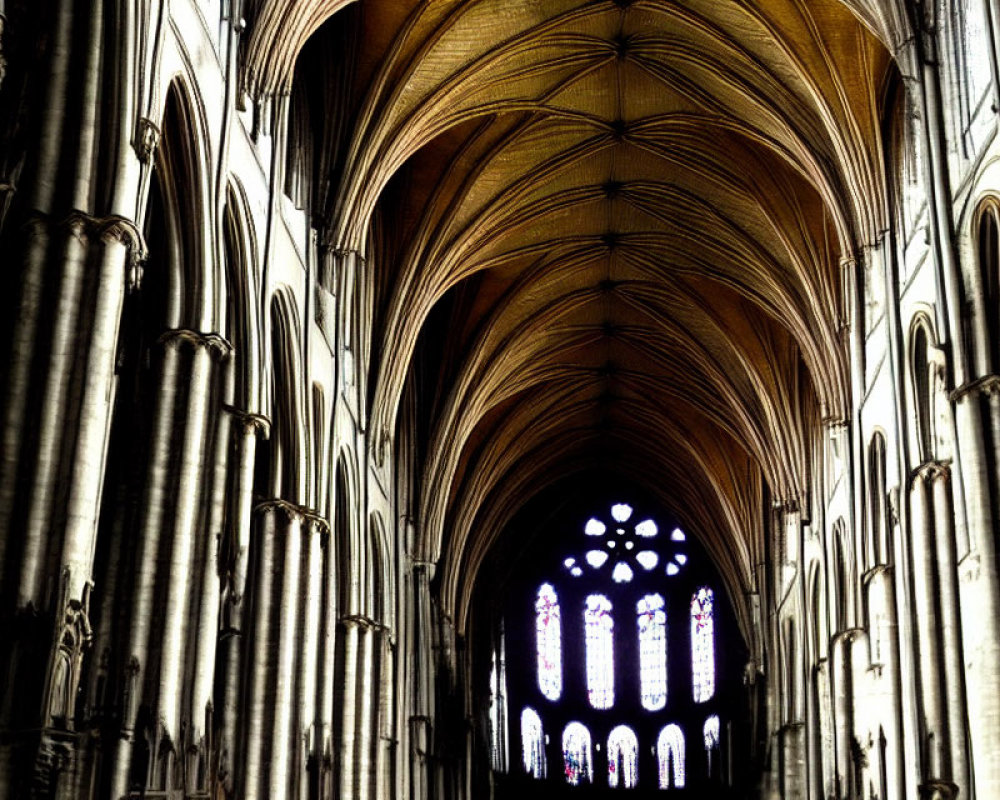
top-left (691, 587), bottom-right (715, 703)
top-left (607, 725), bottom-right (639, 788)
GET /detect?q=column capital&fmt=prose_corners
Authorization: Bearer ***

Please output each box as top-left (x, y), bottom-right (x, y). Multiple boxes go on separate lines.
top-left (253, 498), bottom-right (330, 535)
top-left (339, 614), bottom-right (381, 631)
top-left (912, 459), bottom-right (952, 483)
top-left (918, 780), bottom-right (959, 800)
top-left (134, 117), bottom-right (161, 164)
top-left (950, 373), bottom-right (1000, 402)
top-left (224, 406), bottom-right (271, 439)
top-left (158, 329), bottom-right (233, 359)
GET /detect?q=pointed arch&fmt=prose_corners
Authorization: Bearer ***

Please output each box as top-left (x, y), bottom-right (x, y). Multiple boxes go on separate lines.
top-left (269, 291), bottom-right (307, 502)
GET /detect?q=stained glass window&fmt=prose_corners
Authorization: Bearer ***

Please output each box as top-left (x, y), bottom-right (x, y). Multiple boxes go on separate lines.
top-left (657, 724), bottom-right (686, 789)
top-left (637, 593), bottom-right (667, 710)
top-left (691, 587), bottom-right (715, 702)
top-left (521, 707), bottom-right (546, 778)
top-left (562, 722), bottom-right (593, 785)
top-left (536, 583), bottom-right (562, 700)
top-left (704, 715), bottom-right (720, 779)
top-left (607, 725), bottom-right (639, 788)
top-left (584, 594), bottom-right (615, 709)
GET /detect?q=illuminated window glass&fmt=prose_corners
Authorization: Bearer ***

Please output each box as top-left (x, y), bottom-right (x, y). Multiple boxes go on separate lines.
top-left (637, 593), bottom-right (667, 710)
top-left (521, 707), bottom-right (546, 778)
top-left (584, 594), bottom-right (614, 709)
top-left (536, 583), bottom-right (562, 700)
top-left (657, 724), bottom-right (686, 789)
top-left (704, 715), bottom-right (721, 779)
top-left (562, 722), bottom-right (593, 785)
top-left (607, 725), bottom-right (639, 788)
top-left (691, 587), bottom-right (715, 703)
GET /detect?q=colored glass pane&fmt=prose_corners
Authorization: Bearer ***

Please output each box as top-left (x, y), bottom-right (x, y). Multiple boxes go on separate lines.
top-left (657, 724), bottom-right (686, 789)
top-left (607, 725), bottom-right (639, 788)
top-left (521, 707), bottom-right (546, 778)
top-left (584, 594), bottom-right (615, 709)
top-left (536, 583), bottom-right (562, 700)
top-left (691, 587), bottom-right (715, 702)
top-left (562, 722), bottom-right (592, 785)
top-left (637, 593), bottom-right (667, 710)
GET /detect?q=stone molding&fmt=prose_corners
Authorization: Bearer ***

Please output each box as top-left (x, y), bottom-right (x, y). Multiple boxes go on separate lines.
top-left (224, 406), bottom-right (272, 439)
top-left (950, 373), bottom-right (1000, 402)
top-left (253, 498), bottom-right (331, 536)
top-left (157, 329), bottom-right (233, 359)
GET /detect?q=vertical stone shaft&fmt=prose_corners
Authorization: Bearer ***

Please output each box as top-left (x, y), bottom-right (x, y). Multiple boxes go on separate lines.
top-left (18, 220), bottom-right (89, 607)
top-left (337, 619), bottom-right (360, 798)
top-left (931, 470), bottom-right (968, 791)
top-left (954, 391), bottom-right (1000, 800)
top-left (318, 531), bottom-right (338, 799)
top-left (296, 519), bottom-right (324, 800)
top-left (268, 510), bottom-right (302, 798)
top-left (158, 337), bottom-right (215, 741)
top-left (108, 335), bottom-right (183, 800)
top-left (218, 416), bottom-right (263, 789)
top-left (59, 227), bottom-right (132, 601)
top-left (909, 475), bottom-right (947, 777)
top-left (356, 621), bottom-right (376, 800)
top-left (243, 506), bottom-right (278, 800)
top-left (189, 362), bottom-right (233, 750)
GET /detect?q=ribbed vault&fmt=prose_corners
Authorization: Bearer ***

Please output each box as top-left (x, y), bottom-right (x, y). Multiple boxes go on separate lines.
top-left (285, 0), bottom-right (897, 636)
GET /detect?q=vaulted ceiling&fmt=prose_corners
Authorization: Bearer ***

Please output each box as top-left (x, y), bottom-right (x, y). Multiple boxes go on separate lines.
top-left (255, 0), bottom-right (900, 636)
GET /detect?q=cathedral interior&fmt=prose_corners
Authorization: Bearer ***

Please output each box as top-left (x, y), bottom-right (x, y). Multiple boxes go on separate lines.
top-left (0, 0), bottom-right (999, 798)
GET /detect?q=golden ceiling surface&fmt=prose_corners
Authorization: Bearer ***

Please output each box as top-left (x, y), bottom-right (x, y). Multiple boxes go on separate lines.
top-left (255, 0), bottom-right (897, 632)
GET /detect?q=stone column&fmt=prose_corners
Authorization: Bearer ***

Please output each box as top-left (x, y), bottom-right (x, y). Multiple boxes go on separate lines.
top-left (296, 515), bottom-right (327, 800)
top-left (355, 620), bottom-right (377, 800)
top-left (157, 333), bottom-right (230, 748)
top-left (780, 722), bottom-right (806, 800)
top-left (910, 470), bottom-right (948, 779)
top-left (217, 410), bottom-right (269, 795)
top-left (336, 616), bottom-right (362, 799)
top-left (268, 506), bottom-right (303, 799)
top-left (951, 379), bottom-right (1000, 800)
top-left (929, 467), bottom-right (969, 793)
top-left (242, 502), bottom-right (280, 800)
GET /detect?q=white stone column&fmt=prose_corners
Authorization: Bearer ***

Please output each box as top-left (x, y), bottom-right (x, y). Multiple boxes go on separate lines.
top-left (157, 333), bottom-right (229, 747)
top-left (929, 467), bottom-right (969, 793)
top-left (268, 507), bottom-right (303, 799)
top-left (59, 219), bottom-right (139, 605)
top-left (909, 472), bottom-right (948, 779)
top-left (296, 516), bottom-right (326, 800)
top-left (356, 620), bottom-right (378, 800)
top-left (336, 616), bottom-right (362, 798)
top-left (108, 331), bottom-right (183, 800)
top-left (217, 411), bottom-right (269, 794)
top-left (242, 503), bottom-right (279, 800)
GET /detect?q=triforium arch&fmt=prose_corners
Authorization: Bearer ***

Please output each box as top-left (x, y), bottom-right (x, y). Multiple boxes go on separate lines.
top-left (1, 0), bottom-right (1000, 799)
